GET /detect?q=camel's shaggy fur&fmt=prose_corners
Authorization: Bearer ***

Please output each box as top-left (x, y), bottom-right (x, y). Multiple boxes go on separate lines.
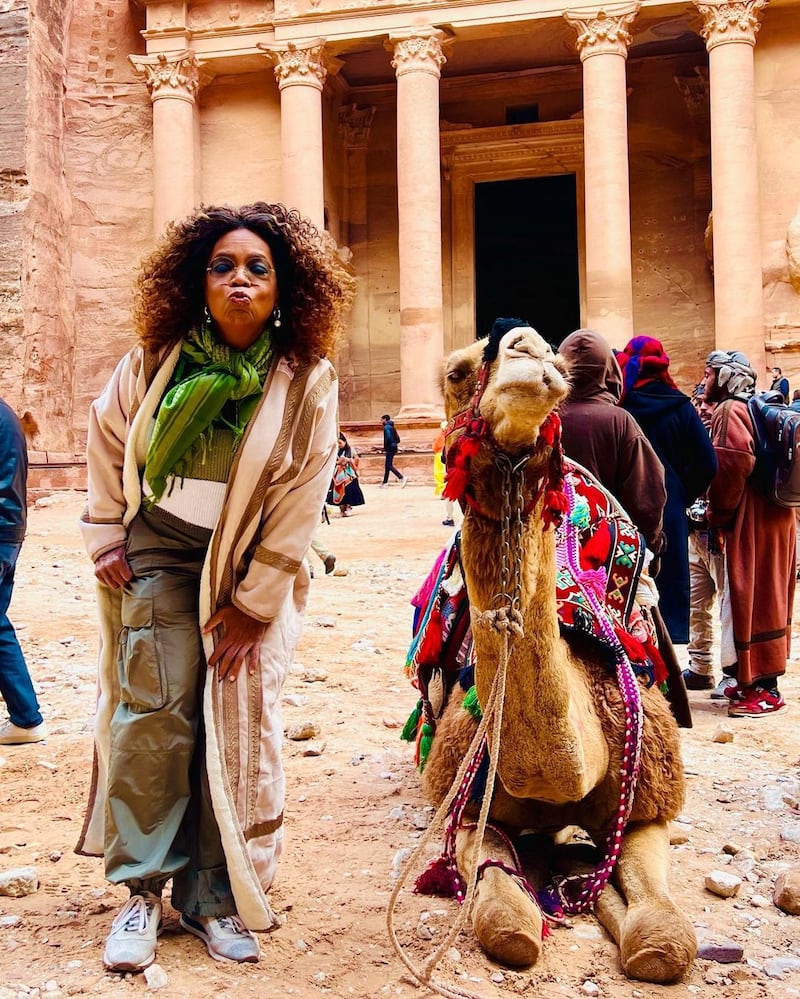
top-left (421, 327), bottom-right (696, 983)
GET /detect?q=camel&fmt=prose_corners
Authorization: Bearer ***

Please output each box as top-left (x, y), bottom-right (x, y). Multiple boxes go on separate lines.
top-left (416, 323), bottom-right (696, 984)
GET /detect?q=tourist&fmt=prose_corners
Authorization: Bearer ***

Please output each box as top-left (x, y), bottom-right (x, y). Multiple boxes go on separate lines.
top-left (0, 398), bottom-right (47, 746)
top-left (704, 350), bottom-right (796, 716)
top-left (77, 203), bottom-right (352, 971)
top-left (770, 365), bottom-right (790, 403)
top-left (557, 329), bottom-right (666, 555)
top-left (327, 431), bottom-right (365, 516)
top-left (616, 336), bottom-right (717, 645)
top-left (380, 413), bottom-right (407, 487)
top-left (432, 420), bottom-right (456, 527)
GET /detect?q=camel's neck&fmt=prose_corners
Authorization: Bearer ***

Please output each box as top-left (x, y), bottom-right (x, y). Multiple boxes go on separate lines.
top-left (461, 511), bottom-right (608, 803)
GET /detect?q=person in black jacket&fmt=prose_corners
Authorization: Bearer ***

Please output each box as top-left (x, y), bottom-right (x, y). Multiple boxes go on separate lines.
top-left (616, 337), bottom-right (718, 646)
top-left (380, 414), bottom-right (407, 487)
top-left (0, 398), bottom-right (46, 744)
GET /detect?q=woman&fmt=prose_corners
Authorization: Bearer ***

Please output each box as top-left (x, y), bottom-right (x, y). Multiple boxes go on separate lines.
top-left (616, 336), bottom-right (717, 646)
top-left (76, 204), bottom-right (352, 973)
top-left (327, 432), bottom-right (365, 516)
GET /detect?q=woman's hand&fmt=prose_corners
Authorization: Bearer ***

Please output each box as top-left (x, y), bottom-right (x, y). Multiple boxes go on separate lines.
top-left (94, 545), bottom-right (134, 589)
top-left (203, 604), bottom-right (268, 683)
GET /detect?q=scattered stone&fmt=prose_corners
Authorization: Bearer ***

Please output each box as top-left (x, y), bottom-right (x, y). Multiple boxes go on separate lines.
top-left (762, 786), bottom-right (789, 812)
top-left (312, 971), bottom-right (327, 983)
top-left (301, 668), bottom-right (329, 683)
top-left (712, 726), bottom-right (734, 744)
top-left (282, 694), bottom-right (307, 707)
top-left (350, 753), bottom-right (365, 766)
top-left (0, 915), bottom-right (21, 927)
top-left (382, 718), bottom-right (401, 729)
top-left (286, 722), bottom-right (320, 741)
top-left (37, 761), bottom-right (58, 773)
top-left (705, 870), bottom-right (742, 898)
top-left (572, 923), bottom-right (604, 940)
top-left (491, 972), bottom-right (505, 984)
top-left (446, 947), bottom-right (461, 964)
top-left (0, 756), bottom-right (6, 769)
top-left (301, 741), bottom-right (326, 757)
top-left (295, 939), bottom-right (310, 952)
top-left (332, 567), bottom-right (348, 576)
top-left (697, 939), bottom-right (744, 963)
top-left (749, 894), bottom-right (771, 908)
top-left (410, 812), bottom-right (430, 830)
top-left (0, 866), bottom-right (39, 897)
top-left (722, 843), bottom-right (742, 855)
top-left (716, 791), bottom-right (734, 803)
top-left (143, 964), bottom-right (168, 990)
top-left (392, 848), bottom-right (413, 879)
top-left (581, 982), bottom-right (600, 996)
top-left (780, 822), bottom-right (800, 845)
top-left (312, 617), bottom-right (336, 629)
top-left (773, 869), bottom-right (800, 915)
top-left (351, 638), bottom-right (381, 654)
top-left (416, 922), bottom-right (433, 940)
top-left (670, 822), bottom-right (691, 845)
top-left (764, 956), bottom-right (800, 977)
top-left (49, 851), bottom-right (62, 863)
top-left (44, 982), bottom-right (59, 993)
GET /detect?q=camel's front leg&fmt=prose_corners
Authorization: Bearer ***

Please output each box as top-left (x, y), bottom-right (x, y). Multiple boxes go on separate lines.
top-left (455, 826), bottom-right (544, 968)
top-left (597, 821), bottom-right (696, 983)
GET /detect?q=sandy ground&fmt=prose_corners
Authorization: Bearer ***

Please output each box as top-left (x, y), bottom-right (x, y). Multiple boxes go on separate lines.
top-left (1, 486), bottom-right (799, 999)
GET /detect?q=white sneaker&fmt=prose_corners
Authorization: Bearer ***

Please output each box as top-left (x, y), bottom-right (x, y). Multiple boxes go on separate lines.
top-left (710, 676), bottom-right (738, 700)
top-left (0, 720), bottom-right (47, 745)
top-left (400, 476), bottom-right (408, 488)
top-left (103, 893), bottom-right (162, 972)
top-left (180, 913), bottom-right (260, 963)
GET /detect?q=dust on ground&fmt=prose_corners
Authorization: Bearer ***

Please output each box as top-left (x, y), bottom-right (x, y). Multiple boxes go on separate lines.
top-left (1, 487), bottom-right (799, 999)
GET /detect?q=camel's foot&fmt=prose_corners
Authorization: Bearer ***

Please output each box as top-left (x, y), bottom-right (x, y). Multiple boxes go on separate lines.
top-left (618, 898), bottom-right (697, 984)
top-left (471, 866), bottom-right (543, 968)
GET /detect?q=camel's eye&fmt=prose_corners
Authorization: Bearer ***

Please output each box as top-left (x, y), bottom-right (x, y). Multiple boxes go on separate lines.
top-left (446, 364), bottom-right (469, 384)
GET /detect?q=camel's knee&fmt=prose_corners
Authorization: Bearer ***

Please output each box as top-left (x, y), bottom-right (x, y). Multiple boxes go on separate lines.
top-left (619, 898), bottom-right (696, 984)
top-left (471, 866), bottom-right (544, 968)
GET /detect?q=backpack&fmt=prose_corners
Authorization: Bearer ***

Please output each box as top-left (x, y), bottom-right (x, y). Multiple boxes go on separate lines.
top-left (747, 391), bottom-right (800, 507)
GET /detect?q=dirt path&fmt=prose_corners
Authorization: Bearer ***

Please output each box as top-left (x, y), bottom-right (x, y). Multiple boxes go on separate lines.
top-left (1, 487), bottom-right (799, 999)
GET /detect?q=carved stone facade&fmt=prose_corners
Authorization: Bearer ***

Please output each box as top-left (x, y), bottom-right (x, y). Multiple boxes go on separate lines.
top-left (3, 0), bottom-right (800, 450)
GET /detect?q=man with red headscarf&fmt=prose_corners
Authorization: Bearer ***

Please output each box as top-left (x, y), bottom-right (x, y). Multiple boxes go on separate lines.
top-left (616, 336), bottom-right (717, 647)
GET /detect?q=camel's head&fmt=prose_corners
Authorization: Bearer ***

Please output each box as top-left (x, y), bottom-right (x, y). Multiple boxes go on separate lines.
top-left (441, 322), bottom-right (569, 455)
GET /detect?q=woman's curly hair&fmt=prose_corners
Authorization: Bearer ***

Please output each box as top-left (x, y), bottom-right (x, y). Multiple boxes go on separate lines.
top-left (132, 203), bottom-right (354, 363)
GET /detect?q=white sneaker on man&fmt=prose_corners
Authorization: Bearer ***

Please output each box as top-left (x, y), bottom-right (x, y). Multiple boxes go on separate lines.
top-left (0, 720), bottom-right (47, 745)
top-left (180, 913), bottom-right (260, 963)
top-left (103, 893), bottom-right (162, 972)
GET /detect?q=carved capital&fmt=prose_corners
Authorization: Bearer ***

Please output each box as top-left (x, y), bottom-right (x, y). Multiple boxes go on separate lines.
top-left (387, 29), bottom-right (448, 79)
top-left (693, 0), bottom-right (768, 50)
top-left (338, 104), bottom-right (375, 149)
top-left (129, 50), bottom-right (200, 103)
top-left (564, 3), bottom-right (641, 60)
top-left (259, 40), bottom-right (327, 91)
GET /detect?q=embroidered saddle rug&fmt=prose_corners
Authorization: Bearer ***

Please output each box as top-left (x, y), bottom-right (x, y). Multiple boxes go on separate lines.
top-left (404, 461), bottom-right (666, 769)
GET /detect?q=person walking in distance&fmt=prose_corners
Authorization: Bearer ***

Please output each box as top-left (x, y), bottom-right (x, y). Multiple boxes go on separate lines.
top-left (0, 399), bottom-right (47, 745)
top-left (380, 414), bottom-right (406, 487)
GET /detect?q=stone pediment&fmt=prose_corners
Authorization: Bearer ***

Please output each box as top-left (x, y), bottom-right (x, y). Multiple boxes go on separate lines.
top-left (441, 119), bottom-right (584, 178)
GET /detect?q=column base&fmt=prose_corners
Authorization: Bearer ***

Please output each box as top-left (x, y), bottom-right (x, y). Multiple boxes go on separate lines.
top-left (396, 404), bottom-right (445, 421)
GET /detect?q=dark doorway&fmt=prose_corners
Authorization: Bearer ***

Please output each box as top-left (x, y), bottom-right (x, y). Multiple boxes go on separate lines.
top-left (474, 175), bottom-right (580, 348)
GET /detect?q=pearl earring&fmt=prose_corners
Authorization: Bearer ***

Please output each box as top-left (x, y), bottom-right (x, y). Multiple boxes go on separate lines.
top-left (272, 307), bottom-right (282, 329)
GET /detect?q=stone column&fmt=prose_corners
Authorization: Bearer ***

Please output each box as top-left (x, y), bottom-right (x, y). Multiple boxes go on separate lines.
top-left (130, 50), bottom-right (200, 237)
top-left (388, 29), bottom-right (448, 418)
top-left (260, 40), bottom-right (327, 230)
top-left (565, 3), bottom-right (640, 345)
top-left (694, 0), bottom-right (768, 374)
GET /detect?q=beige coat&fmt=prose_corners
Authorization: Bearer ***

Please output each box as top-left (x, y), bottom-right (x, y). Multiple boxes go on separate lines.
top-left (76, 342), bottom-right (338, 930)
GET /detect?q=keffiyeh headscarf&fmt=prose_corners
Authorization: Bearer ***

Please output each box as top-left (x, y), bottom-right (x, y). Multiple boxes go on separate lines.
top-left (705, 349), bottom-right (757, 401)
top-left (616, 336), bottom-right (678, 397)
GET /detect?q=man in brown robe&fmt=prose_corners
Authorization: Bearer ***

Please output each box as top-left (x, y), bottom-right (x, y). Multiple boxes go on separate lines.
top-left (704, 350), bottom-right (796, 716)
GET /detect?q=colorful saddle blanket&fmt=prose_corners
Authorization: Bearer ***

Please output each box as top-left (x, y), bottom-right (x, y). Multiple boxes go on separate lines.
top-left (404, 462), bottom-right (665, 767)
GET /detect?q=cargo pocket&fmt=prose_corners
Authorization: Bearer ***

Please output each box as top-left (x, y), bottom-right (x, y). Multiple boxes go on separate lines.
top-left (118, 580), bottom-right (167, 712)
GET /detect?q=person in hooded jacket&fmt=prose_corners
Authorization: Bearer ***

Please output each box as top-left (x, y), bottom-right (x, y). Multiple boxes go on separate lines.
top-left (616, 337), bottom-right (718, 645)
top-left (557, 329), bottom-right (667, 555)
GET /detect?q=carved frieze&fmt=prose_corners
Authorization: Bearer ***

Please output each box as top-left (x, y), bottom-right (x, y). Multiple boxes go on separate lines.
top-left (259, 40), bottom-right (328, 90)
top-left (564, 3), bottom-right (641, 60)
top-left (129, 50), bottom-right (200, 102)
top-left (693, 0), bottom-right (768, 49)
top-left (387, 29), bottom-right (448, 79)
top-left (186, 1), bottom-right (275, 31)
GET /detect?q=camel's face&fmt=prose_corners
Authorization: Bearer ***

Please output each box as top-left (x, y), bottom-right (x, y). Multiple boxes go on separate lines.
top-left (442, 327), bottom-right (569, 453)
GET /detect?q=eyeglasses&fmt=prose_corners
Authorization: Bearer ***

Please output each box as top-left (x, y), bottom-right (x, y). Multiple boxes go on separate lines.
top-left (206, 257), bottom-right (274, 281)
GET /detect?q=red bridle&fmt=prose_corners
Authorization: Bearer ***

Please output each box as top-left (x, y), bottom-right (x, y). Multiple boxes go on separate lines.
top-left (442, 361), bottom-right (567, 528)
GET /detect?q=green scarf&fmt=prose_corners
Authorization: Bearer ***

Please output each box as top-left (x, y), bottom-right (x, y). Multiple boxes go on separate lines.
top-left (144, 323), bottom-right (273, 503)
